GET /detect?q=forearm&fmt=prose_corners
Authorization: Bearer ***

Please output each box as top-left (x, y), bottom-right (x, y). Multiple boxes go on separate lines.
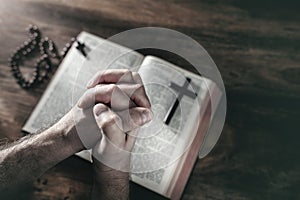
top-left (92, 159), bottom-right (130, 200)
top-left (0, 113), bottom-right (83, 191)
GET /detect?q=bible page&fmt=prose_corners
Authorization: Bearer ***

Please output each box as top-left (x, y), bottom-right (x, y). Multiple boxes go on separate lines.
top-left (130, 56), bottom-right (213, 195)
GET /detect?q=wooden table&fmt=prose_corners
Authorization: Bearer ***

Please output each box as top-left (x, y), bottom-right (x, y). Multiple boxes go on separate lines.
top-left (1, 0), bottom-right (299, 199)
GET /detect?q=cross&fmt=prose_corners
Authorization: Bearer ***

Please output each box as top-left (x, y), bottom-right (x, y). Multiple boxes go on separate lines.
top-left (75, 40), bottom-right (87, 57)
top-left (163, 77), bottom-right (198, 125)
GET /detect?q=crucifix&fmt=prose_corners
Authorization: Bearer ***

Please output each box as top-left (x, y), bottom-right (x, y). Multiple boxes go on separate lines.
top-left (75, 40), bottom-right (87, 57)
top-left (164, 77), bottom-right (198, 125)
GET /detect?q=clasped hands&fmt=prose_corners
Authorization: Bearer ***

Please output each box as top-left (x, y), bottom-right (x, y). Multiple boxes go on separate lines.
top-left (62, 69), bottom-right (152, 172)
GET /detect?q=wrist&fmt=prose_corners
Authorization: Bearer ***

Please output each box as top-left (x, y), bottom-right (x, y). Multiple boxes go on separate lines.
top-left (92, 158), bottom-right (129, 200)
top-left (93, 158), bottom-right (129, 180)
top-left (53, 110), bottom-right (85, 154)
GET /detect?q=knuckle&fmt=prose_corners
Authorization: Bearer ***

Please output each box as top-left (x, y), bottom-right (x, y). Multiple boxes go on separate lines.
top-left (94, 84), bottom-right (102, 91)
top-left (94, 85), bottom-right (107, 103)
top-left (108, 84), bottom-right (119, 93)
top-left (102, 84), bottom-right (119, 103)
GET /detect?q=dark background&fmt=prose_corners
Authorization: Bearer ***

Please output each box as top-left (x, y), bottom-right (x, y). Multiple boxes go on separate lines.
top-left (0, 0), bottom-right (299, 199)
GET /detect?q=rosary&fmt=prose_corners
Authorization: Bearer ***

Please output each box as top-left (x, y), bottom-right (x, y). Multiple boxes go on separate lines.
top-left (8, 25), bottom-right (85, 89)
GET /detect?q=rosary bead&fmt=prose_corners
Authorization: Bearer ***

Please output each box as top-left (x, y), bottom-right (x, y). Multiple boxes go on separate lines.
top-left (33, 73), bottom-right (38, 79)
top-left (15, 73), bottom-right (22, 79)
top-left (28, 24), bottom-right (37, 30)
top-left (33, 32), bottom-right (39, 38)
top-left (45, 64), bottom-right (51, 70)
top-left (28, 78), bottom-right (35, 85)
top-left (14, 54), bottom-right (20, 60)
top-left (45, 61), bottom-right (51, 67)
top-left (42, 54), bottom-right (48, 59)
top-left (9, 61), bottom-right (17, 66)
top-left (12, 64), bottom-right (18, 68)
top-left (9, 25), bottom-right (76, 89)
top-left (60, 51), bottom-right (66, 57)
top-left (21, 82), bottom-right (28, 88)
top-left (38, 76), bottom-right (43, 82)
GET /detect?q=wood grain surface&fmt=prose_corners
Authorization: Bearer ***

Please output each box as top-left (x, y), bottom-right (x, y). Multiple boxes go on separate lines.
top-left (0, 0), bottom-right (299, 199)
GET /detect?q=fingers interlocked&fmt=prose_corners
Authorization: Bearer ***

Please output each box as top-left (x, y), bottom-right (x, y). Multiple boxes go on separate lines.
top-left (76, 69), bottom-right (152, 154)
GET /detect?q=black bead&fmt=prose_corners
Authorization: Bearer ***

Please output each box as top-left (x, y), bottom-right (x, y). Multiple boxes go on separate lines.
top-left (45, 65), bottom-right (51, 70)
top-left (33, 32), bottom-right (39, 38)
top-left (28, 79), bottom-right (35, 85)
top-left (21, 83), bottom-right (27, 88)
top-left (14, 54), bottom-right (20, 60)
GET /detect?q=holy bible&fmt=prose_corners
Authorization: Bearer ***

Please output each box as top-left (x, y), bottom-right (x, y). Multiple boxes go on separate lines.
top-left (23, 32), bottom-right (221, 199)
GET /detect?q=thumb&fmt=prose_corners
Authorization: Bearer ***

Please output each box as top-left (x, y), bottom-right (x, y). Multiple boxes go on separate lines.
top-left (117, 107), bottom-right (153, 132)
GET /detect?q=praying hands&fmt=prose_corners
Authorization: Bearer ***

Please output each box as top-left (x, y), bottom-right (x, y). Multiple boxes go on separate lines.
top-left (0, 69), bottom-right (152, 200)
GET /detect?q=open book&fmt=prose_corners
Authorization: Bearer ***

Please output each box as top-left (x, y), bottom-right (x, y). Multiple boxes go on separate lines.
top-left (23, 32), bottom-right (221, 199)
